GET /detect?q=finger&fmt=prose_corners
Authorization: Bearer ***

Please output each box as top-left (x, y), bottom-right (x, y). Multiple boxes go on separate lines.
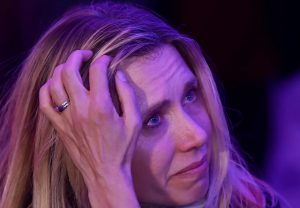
top-left (61, 50), bottom-right (93, 102)
top-left (115, 71), bottom-right (142, 164)
top-left (49, 64), bottom-right (70, 107)
top-left (89, 55), bottom-right (116, 115)
top-left (40, 79), bottom-right (87, 170)
top-left (115, 70), bottom-right (142, 130)
top-left (39, 81), bottom-right (65, 131)
top-left (40, 82), bottom-right (82, 160)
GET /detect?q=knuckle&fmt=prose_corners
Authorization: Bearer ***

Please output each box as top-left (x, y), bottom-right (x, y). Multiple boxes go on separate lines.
top-left (74, 109), bottom-right (88, 123)
top-left (39, 103), bottom-right (51, 117)
top-left (61, 65), bottom-right (70, 76)
top-left (39, 102), bottom-right (48, 113)
top-left (52, 65), bottom-right (63, 77)
top-left (90, 98), bottom-right (112, 117)
top-left (88, 111), bottom-right (102, 125)
top-left (92, 91), bottom-right (111, 107)
top-left (60, 67), bottom-right (72, 82)
top-left (39, 86), bottom-right (49, 111)
top-left (91, 101), bottom-right (111, 117)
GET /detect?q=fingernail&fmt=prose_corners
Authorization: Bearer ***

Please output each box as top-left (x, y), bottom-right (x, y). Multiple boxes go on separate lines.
top-left (117, 71), bottom-right (127, 82)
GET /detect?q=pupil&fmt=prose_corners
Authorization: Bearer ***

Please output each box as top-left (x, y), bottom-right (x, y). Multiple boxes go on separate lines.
top-left (149, 114), bottom-right (160, 126)
top-left (187, 92), bottom-right (194, 101)
top-left (151, 115), bottom-right (159, 123)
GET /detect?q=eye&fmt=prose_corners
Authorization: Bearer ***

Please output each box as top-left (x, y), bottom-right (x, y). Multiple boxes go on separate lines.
top-left (184, 88), bottom-right (197, 104)
top-left (145, 114), bottom-right (161, 128)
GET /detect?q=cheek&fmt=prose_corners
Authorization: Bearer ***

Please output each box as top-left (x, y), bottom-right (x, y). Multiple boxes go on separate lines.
top-left (187, 102), bottom-right (213, 136)
top-left (131, 135), bottom-right (175, 202)
top-left (132, 136), bottom-right (174, 180)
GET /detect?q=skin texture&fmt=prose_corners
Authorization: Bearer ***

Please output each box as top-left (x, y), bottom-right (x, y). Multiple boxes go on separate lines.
top-left (39, 44), bottom-right (212, 207)
top-left (122, 45), bottom-right (212, 206)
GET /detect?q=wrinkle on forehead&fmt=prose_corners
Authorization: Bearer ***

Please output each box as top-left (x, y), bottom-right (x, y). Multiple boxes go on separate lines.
top-left (118, 44), bottom-right (190, 113)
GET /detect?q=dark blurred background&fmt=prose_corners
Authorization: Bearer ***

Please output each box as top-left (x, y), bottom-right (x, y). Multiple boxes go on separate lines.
top-left (1, 0), bottom-right (299, 206)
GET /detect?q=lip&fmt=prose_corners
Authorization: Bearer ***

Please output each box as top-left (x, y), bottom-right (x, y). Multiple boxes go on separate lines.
top-left (174, 155), bottom-right (208, 176)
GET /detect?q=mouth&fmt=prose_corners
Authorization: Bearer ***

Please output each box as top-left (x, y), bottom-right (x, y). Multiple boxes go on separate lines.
top-left (173, 154), bottom-right (208, 177)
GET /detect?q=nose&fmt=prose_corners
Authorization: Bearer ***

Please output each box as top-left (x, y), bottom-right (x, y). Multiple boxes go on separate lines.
top-left (174, 111), bottom-right (208, 152)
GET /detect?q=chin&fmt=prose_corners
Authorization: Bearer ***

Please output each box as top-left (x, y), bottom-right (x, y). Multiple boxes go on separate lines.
top-left (137, 173), bottom-right (210, 207)
top-left (138, 181), bottom-right (208, 207)
top-left (168, 178), bottom-right (209, 206)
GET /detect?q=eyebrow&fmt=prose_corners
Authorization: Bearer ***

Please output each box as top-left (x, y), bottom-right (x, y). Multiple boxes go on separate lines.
top-left (141, 78), bottom-right (198, 121)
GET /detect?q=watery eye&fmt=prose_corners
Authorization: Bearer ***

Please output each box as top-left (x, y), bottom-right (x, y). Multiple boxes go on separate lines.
top-left (184, 89), bottom-right (197, 103)
top-left (146, 114), bottom-right (161, 128)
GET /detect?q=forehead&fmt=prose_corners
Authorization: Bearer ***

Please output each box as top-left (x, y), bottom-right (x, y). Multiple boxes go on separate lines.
top-left (120, 44), bottom-right (196, 108)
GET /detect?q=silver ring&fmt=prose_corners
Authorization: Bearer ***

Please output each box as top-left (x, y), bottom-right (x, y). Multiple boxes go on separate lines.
top-left (55, 100), bottom-right (70, 113)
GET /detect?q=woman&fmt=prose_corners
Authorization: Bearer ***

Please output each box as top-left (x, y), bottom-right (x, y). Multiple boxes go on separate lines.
top-left (0, 2), bottom-right (278, 207)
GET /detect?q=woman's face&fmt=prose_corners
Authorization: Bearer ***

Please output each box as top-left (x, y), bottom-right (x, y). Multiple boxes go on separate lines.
top-left (121, 45), bottom-right (212, 206)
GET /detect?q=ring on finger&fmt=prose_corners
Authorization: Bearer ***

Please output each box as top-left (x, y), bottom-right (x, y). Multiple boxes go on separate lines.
top-left (54, 99), bottom-right (70, 113)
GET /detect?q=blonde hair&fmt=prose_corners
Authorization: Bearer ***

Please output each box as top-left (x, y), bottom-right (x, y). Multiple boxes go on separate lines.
top-left (0, 2), bottom-right (276, 208)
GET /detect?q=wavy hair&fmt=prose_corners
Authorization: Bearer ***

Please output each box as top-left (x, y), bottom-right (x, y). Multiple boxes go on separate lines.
top-left (0, 2), bottom-right (276, 208)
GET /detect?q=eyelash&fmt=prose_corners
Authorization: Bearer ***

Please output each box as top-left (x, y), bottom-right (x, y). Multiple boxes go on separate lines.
top-left (144, 88), bottom-right (198, 129)
top-left (184, 87), bottom-right (198, 104)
